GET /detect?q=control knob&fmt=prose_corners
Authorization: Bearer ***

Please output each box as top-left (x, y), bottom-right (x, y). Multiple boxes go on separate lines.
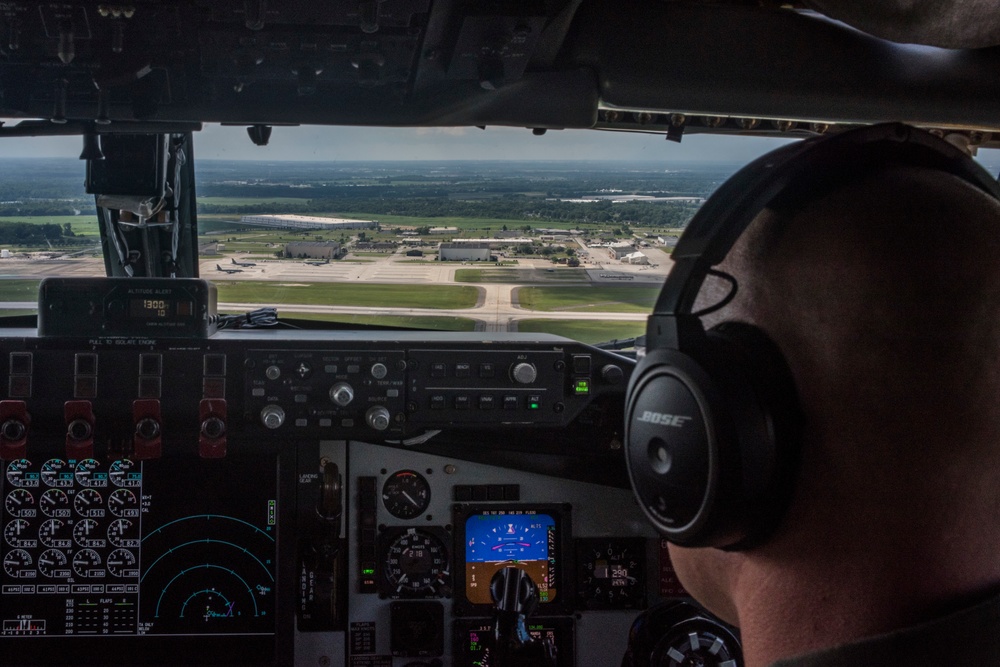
top-left (261, 404), bottom-right (286, 430)
top-left (329, 382), bottom-right (355, 407)
top-left (365, 406), bottom-right (390, 431)
top-left (135, 418), bottom-right (160, 440)
top-left (265, 365), bottom-right (281, 380)
top-left (511, 362), bottom-right (537, 385)
top-left (370, 363), bottom-right (388, 379)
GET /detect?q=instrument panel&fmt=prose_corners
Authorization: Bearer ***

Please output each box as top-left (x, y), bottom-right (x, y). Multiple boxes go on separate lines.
top-left (0, 328), bottom-right (740, 666)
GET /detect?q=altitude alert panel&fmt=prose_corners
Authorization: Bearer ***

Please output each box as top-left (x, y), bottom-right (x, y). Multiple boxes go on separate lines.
top-left (0, 455), bottom-right (278, 658)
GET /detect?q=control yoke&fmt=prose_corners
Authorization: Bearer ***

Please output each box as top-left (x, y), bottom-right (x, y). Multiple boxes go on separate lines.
top-left (489, 567), bottom-right (557, 667)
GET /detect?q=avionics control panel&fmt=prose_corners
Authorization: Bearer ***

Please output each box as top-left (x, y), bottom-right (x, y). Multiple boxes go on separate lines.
top-left (0, 329), bottom-right (741, 667)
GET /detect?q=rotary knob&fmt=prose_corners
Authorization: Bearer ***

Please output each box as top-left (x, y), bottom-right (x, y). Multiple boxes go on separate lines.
top-left (135, 418), bottom-right (160, 440)
top-left (260, 404), bottom-right (286, 430)
top-left (370, 363), bottom-right (388, 379)
top-left (365, 406), bottom-right (390, 431)
top-left (511, 362), bottom-right (538, 385)
top-left (329, 382), bottom-right (355, 407)
top-left (265, 365), bottom-right (281, 380)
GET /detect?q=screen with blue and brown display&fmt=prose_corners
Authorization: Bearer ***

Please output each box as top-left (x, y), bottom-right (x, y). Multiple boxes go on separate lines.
top-left (463, 509), bottom-right (557, 605)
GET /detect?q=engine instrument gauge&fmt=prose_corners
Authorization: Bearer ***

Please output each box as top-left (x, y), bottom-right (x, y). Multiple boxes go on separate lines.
top-left (38, 518), bottom-right (72, 548)
top-left (72, 549), bottom-right (103, 578)
top-left (108, 518), bottom-right (139, 548)
top-left (74, 488), bottom-right (104, 517)
top-left (6, 459), bottom-right (35, 487)
top-left (109, 459), bottom-right (141, 487)
top-left (3, 548), bottom-right (32, 578)
top-left (38, 548), bottom-right (70, 578)
top-left (576, 537), bottom-right (647, 610)
top-left (382, 470), bottom-right (431, 519)
top-left (4, 519), bottom-right (34, 548)
top-left (108, 488), bottom-right (138, 518)
top-left (74, 458), bottom-right (105, 487)
top-left (39, 489), bottom-right (70, 518)
top-left (73, 518), bottom-right (104, 548)
top-left (106, 548), bottom-right (138, 578)
top-left (5, 488), bottom-right (35, 517)
top-left (41, 458), bottom-right (73, 487)
top-left (380, 527), bottom-right (450, 598)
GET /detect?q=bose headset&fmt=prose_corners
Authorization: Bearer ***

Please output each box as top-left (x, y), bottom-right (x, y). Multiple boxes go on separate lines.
top-left (624, 122), bottom-right (1000, 550)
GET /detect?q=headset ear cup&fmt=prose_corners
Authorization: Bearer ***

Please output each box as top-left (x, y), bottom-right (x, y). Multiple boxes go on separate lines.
top-left (703, 321), bottom-right (803, 548)
top-left (624, 322), bottom-right (802, 549)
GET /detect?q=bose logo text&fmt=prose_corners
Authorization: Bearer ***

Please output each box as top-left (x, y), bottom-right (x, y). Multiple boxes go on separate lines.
top-left (637, 411), bottom-right (692, 427)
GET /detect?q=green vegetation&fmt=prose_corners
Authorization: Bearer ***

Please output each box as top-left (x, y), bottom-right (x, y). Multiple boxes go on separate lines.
top-left (455, 268), bottom-right (590, 284)
top-left (0, 280), bottom-right (42, 301)
top-left (257, 312), bottom-right (477, 331)
top-left (517, 319), bottom-right (645, 344)
top-left (516, 286), bottom-right (660, 313)
top-left (214, 281), bottom-right (479, 309)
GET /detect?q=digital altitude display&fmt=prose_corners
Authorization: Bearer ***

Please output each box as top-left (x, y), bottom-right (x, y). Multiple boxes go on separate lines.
top-left (128, 297), bottom-right (193, 319)
top-left (464, 510), bottom-right (557, 605)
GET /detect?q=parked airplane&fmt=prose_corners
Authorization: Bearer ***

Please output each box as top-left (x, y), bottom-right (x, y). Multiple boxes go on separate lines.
top-left (232, 258), bottom-right (257, 267)
top-left (305, 259), bottom-right (331, 266)
top-left (216, 264), bottom-right (243, 274)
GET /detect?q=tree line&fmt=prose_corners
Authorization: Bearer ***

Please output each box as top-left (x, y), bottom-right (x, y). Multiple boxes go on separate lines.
top-left (197, 196), bottom-right (700, 228)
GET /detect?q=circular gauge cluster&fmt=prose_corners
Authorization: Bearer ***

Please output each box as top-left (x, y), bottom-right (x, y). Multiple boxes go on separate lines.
top-left (379, 527), bottom-right (451, 598)
top-left (2, 458), bottom-right (142, 581)
top-left (576, 537), bottom-right (647, 610)
top-left (382, 470), bottom-right (431, 519)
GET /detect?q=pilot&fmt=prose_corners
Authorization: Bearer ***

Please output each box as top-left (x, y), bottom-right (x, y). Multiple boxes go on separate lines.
top-left (669, 159), bottom-right (1000, 664)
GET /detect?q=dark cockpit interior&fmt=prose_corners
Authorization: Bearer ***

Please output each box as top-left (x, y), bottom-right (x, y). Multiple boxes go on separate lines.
top-left (1, 2), bottom-right (999, 666)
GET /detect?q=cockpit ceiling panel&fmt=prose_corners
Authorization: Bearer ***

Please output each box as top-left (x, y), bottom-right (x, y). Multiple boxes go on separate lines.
top-left (2, 1), bottom-right (1000, 132)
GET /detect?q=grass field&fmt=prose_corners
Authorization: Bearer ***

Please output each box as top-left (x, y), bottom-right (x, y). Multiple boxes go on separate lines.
top-left (516, 319), bottom-right (644, 344)
top-left (455, 268), bottom-right (590, 284)
top-left (0, 280), bottom-right (41, 301)
top-left (255, 312), bottom-right (477, 331)
top-left (213, 281), bottom-right (479, 309)
top-left (515, 286), bottom-right (660, 313)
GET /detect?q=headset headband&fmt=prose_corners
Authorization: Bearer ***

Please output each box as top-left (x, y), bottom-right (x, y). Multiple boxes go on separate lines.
top-left (646, 123), bottom-right (1000, 348)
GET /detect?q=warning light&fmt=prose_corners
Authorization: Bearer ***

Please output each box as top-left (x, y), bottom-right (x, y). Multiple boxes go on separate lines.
top-left (574, 380), bottom-right (590, 395)
top-left (362, 568), bottom-right (375, 575)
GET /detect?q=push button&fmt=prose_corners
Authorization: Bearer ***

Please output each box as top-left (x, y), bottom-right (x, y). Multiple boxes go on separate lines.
top-left (455, 396), bottom-right (470, 410)
top-left (455, 363), bottom-right (471, 378)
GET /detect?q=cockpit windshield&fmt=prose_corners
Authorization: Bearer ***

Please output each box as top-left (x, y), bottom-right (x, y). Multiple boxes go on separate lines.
top-left (0, 125), bottom-right (803, 342)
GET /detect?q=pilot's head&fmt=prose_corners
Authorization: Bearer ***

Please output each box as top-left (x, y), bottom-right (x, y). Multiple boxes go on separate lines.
top-left (668, 158), bottom-right (1000, 663)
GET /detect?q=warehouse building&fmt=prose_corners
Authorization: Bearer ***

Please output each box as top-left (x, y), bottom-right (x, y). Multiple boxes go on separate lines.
top-left (285, 241), bottom-right (342, 259)
top-left (438, 242), bottom-right (491, 261)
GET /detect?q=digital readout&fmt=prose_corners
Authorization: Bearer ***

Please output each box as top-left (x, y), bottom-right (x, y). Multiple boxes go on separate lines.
top-left (464, 511), bottom-right (557, 604)
top-left (128, 298), bottom-right (193, 319)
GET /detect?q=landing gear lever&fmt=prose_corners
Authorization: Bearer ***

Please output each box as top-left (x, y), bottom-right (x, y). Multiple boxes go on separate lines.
top-left (489, 567), bottom-right (557, 667)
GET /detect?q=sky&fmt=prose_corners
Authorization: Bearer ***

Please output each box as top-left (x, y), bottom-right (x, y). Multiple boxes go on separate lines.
top-left (0, 122), bottom-right (795, 163)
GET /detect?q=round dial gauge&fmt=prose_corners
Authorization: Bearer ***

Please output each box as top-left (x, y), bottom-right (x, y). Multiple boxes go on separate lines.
top-left (577, 538), bottom-right (646, 610)
top-left (73, 549), bottom-right (103, 579)
top-left (382, 528), bottom-right (450, 597)
top-left (109, 459), bottom-right (141, 487)
top-left (74, 459), bottom-right (104, 487)
top-left (39, 489), bottom-right (70, 518)
top-left (74, 518), bottom-right (105, 548)
top-left (6, 459), bottom-right (34, 487)
top-left (74, 488), bottom-right (104, 517)
top-left (5, 489), bottom-right (35, 517)
top-left (4, 519), bottom-right (34, 548)
top-left (39, 518), bottom-right (72, 548)
top-left (108, 489), bottom-right (138, 518)
top-left (107, 549), bottom-right (137, 578)
top-left (41, 459), bottom-right (72, 487)
top-left (108, 518), bottom-right (138, 548)
top-left (4, 549), bottom-right (32, 578)
top-left (38, 549), bottom-right (69, 578)
top-left (382, 470), bottom-right (431, 519)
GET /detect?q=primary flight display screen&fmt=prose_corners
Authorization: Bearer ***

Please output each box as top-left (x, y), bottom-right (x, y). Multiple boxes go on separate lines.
top-left (461, 508), bottom-right (559, 605)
